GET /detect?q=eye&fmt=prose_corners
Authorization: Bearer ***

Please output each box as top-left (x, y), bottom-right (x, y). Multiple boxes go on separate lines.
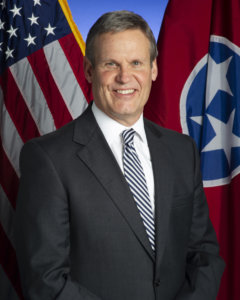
top-left (132, 60), bottom-right (142, 67)
top-left (105, 61), bottom-right (117, 68)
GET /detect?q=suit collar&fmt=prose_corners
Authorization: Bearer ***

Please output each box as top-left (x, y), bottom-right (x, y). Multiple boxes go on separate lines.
top-left (73, 103), bottom-right (98, 146)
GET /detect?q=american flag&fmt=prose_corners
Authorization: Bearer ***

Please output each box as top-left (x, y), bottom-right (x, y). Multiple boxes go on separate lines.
top-left (0, 0), bottom-right (91, 298)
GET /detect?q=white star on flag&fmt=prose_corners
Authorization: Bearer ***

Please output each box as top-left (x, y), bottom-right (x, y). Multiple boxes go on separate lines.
top-left (24, 33), bottom-right (37, 46)
top-left (0, 19), bottom-right (5, 30)
top-left (190, 115), bottom-right (203, 126)
top-left (28, 13), bottom-right (39, 26)
top-left (7, 25), bottom-right (18, 39)
top-left (205, 55), bottom-right (233, 109)
top-left (202, 110), bottom-right (240, 167)
top-left (10, 4), bottom-right (22, 18)
top-left (44, 23), bottom-right (56, 36)
top-left (33, 0), bottom-right (41, 6)
top-left (5, 47), bottom-right (14, 59)
top-left (0, 42), bottom-right (3, 51)
top-left (0, 0), bottom-right (6, 9)
top-left (189, 54), bottom-right (234, 129)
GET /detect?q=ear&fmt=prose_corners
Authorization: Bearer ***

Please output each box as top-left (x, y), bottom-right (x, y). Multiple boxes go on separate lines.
top-left (83, 56), bottom-right (94, 83)
top-left (151, 59), bottom-right (158, 81)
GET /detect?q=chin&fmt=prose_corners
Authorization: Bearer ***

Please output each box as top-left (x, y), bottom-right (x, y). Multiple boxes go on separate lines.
top-left (112, 109), bottom-right (141, 122)
top-left (114, 102), bottom-right (138, 112)
top-left (113, 107), bottom-right (135, 116)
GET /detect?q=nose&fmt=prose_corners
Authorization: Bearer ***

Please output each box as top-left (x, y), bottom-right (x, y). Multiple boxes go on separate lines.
top-left (116, 65), bottom-right (131, 84)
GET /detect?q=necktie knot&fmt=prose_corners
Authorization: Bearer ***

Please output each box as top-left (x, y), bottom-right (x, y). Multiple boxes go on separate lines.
top-left (122, 128), bottom-right (135, 146)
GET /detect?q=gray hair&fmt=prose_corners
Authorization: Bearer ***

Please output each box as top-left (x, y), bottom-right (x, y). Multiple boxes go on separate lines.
top-left (85, 10), bottom-right (158, 66)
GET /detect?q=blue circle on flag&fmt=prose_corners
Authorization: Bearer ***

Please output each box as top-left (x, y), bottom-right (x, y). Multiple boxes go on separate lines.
top-left (180, 35), bottom-right (240, 187)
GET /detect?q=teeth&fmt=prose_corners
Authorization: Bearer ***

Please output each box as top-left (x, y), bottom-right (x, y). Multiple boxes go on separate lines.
top-left (116, 89), bottom-right (134, 94)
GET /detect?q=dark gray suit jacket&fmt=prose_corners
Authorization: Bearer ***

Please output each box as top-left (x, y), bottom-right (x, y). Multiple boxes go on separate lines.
top-left (15, 104), bottom-right (225, 300)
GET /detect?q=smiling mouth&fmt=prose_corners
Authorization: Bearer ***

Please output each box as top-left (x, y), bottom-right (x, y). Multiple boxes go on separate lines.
top-left (115, 89), bottom-right (135, 95)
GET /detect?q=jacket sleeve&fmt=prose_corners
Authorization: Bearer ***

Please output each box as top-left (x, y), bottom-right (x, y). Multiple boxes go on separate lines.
top-left (175, 139), bottom-right (225, 300)
top-left (15, 140), bottom-right (102, 300)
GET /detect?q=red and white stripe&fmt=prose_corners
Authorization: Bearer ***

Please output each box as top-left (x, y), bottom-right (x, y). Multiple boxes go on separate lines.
top-left (0, 32), bottom-right (91, 300)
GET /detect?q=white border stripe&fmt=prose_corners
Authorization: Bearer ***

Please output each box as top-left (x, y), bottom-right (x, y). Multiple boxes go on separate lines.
top-left (10, 58), bottom-right (56, 135)
top-left (44, 40), bottom-right (88, 119)
top-left (0, 88), bottom-right (23, 176)
top-left (0, 185), bottom-right (16, 249)
top-left (210, 35), bottom-right (240, 55)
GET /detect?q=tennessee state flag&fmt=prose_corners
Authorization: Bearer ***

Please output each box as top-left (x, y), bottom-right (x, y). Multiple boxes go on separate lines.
top-left (144, 0), bottom-right (240, 299)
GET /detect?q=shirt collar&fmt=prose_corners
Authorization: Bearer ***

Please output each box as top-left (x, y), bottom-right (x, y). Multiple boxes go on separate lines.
top-left (92, 102), bottom-right (147, 145)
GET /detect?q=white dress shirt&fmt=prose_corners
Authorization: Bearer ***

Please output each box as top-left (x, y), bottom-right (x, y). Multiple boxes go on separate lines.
top-left (92, 102), bottom-right (155, 214)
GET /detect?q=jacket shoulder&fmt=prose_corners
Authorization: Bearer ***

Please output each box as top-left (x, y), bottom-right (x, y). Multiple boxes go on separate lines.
top-left (144, 118), bottom-right (195, 148)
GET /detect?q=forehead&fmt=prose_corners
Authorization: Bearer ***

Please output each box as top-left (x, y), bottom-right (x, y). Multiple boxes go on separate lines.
top-left (94, 29), bottom-right (151, 60)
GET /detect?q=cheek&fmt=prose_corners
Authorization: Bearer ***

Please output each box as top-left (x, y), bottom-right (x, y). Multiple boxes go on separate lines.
top-left (97, 71), bottom-right (114, 86)
top-left (138, 73), bottom-right (153, 92)
top-left (92, 76), bottom-right (108, 94)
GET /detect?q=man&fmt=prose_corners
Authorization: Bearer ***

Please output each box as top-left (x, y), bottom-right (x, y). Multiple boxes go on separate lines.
top-left (15, 10), bottom-right (225, 300)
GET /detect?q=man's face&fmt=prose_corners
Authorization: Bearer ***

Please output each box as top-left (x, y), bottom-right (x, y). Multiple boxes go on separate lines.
top-left (84, 29), bottom-right (158, 126)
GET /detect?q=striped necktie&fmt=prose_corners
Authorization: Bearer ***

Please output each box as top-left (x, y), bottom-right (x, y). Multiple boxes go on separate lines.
top-left (122, 128), bottom-right (155, 251)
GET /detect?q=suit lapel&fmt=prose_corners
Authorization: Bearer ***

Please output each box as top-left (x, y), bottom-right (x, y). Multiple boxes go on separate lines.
top-left (145, 121), bottom-right (174, 266)
top-left (73, 106), bottom-right (155, 261)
